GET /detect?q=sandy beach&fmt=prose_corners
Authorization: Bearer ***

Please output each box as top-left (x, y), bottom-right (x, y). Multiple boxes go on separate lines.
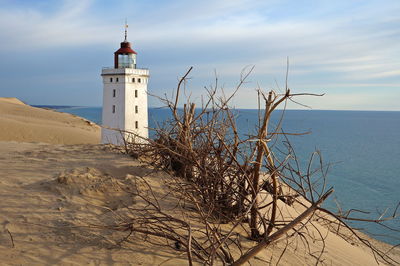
top-left (0, 98), bottom-right (398, 265)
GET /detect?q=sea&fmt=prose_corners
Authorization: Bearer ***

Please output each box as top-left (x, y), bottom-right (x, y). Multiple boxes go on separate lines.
top-left (36, 105), bottom-right (400, 245)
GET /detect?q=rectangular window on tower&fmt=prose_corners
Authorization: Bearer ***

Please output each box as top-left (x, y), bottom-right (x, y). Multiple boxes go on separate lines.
top-left (135, 105), bottom-right (138, 113)
top-left (113, 89), bottom-right (116, 97)
top-left (135, 121), bottom-right (138, 129)
top-left (112, 105), bottom-right (115, 113)
top-left (110, 77), bottom-right (113, 82)
top-left (138, 78), bottom-right (141, 83)
top-left (135, 90), bottom-right (138, 98)
top-left (116, 78), bottom-right (119, 82)
top-left (132, 78), bottom-right (135, 83)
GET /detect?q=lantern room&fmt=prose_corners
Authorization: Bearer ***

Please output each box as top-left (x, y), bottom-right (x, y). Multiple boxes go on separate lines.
top-left (114, 41), bottom-right (137, 69)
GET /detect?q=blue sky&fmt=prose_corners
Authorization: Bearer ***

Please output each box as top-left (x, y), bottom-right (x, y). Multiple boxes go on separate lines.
top-left (0, 0), bottom-right (399, 110)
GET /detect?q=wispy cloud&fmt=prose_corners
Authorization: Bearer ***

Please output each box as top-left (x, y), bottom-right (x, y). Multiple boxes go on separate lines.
top-left (0, 0), bottom-right (116, 50)
top-left (0, 0), bottom-right (398, 109)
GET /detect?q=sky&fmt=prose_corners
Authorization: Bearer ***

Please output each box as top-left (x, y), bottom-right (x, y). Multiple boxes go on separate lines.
top-left (0, 0), bottom-right (399, 110)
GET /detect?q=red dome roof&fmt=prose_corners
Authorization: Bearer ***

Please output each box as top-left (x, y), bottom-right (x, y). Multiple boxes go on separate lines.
top-left (114, 41), bottom-right (137, 54)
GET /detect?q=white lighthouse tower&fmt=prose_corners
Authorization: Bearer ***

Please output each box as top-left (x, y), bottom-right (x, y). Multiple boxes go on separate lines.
top-left (101, 25), bottom-right (149, 145)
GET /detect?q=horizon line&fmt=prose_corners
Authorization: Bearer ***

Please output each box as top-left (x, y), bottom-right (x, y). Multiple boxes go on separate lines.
top-left (31, 104), bottom-right (400, 112)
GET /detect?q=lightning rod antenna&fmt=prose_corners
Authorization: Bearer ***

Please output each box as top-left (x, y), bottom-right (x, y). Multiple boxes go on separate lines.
top-left (124, 19), bottom-right (128, 42)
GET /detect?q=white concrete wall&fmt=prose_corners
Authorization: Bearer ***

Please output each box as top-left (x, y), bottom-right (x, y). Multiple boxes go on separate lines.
top-left (124, 74), bottom-right (148, 142)
top-left (101, 68), bottom-right (149, 145)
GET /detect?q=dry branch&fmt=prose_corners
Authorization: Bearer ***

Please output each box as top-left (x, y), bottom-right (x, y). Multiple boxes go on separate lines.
top-left (232, 188), bottom-right (333, 265)
top-left (116, 66), bottom-right (399, 265)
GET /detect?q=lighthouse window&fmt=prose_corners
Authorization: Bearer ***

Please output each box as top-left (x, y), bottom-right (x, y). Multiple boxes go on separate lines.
top-left (110, 77), bottom-right (113, 82)
top-left (138, 78), bottom-right (141, 83)
top-left (116, 78), bottom-right (119, 82)
top-left (132, 78), bottom-right (135, 83)
top-left (135, 121), bottom-right (138, 129)
top-left (112, 105), bottom-right (116, 113)
top-left (135, 105), bottom-right (138, 113)
top-left (113, 89), bottom-right (116, 97)
top-left (135, 90), bottom-right (138, 98)
top-left (118, 54), bottom-right (135, 68)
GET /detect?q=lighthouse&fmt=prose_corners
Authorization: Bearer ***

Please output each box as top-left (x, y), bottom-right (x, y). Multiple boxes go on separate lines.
top-left (101, 25), bottom-right (149, 145)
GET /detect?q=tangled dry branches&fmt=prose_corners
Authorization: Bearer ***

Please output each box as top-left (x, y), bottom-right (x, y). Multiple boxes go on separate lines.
top-left (118, 66), bottom-right (399, 265)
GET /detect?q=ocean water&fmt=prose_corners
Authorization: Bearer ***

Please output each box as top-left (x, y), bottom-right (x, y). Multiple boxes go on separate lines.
top-left (52, 106), bottom-right (400, 244)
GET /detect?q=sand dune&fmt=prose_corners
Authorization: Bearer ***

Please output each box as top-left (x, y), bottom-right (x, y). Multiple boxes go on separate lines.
top-left (0, 142), bottom-right (190, 265)
top-left (0, 98), bottom-right (398, 265)
top-left (0, 97), bottom-right (100, 144)
top-left (0, 97), bottom-right (26, 105)
top-left (0, 141), bottom-right (398, 265)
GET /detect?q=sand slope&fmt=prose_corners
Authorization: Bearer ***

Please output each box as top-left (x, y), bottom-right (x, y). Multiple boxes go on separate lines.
top-left (0, 98), bottom-right (398, 265)
top-left (0, 97), bottom-right (25, 105)
top-left (0, 142), bottom-right (190, 265)
top-left (0, 141), bottom-right (398, 265)
top-left (0, 98), bottom-right (100, 144)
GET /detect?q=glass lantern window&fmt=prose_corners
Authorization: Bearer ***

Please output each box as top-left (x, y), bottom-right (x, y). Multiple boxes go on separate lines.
top-left (118, 54), bottom-right (136, 68)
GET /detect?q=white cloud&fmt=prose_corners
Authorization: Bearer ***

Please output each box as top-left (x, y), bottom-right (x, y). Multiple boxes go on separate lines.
top-left (0, 0), bottom-right (399, 109)
top-left (0, 0), bottom-right (117, 50)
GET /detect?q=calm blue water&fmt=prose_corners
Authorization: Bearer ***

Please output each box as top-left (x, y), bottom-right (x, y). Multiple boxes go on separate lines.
top-left (49, 106), bottom-right (400, 244)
